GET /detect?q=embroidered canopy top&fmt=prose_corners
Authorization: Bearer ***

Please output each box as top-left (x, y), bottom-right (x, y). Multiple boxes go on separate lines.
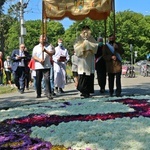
top-left (43, 0), bottom-right (113, 20)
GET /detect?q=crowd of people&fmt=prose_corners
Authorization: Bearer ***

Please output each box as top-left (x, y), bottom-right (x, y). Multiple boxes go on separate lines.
top-left (0, 25), bottom-right (124, 99)
top-left (72, 26), bottom-right (124, 98)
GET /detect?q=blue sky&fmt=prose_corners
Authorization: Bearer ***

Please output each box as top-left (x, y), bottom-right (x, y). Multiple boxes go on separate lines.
top-left (4, 0), bottom-right (150, 29)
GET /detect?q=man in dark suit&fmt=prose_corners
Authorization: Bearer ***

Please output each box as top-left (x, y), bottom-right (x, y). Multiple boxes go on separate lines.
top-left (95, 37), bottom-right (106, 94)
top-left (11, 44), bottom-right (31, 94)
top-left (103, 34), bottom-right (124, 97)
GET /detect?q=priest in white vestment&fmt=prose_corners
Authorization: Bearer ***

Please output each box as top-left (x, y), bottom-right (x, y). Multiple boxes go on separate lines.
top-left (74, 26), bottom-right (98, 98)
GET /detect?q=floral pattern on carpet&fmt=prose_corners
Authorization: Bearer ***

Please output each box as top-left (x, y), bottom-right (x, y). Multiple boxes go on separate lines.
top-left (0, 96), bottom-right (150, 150)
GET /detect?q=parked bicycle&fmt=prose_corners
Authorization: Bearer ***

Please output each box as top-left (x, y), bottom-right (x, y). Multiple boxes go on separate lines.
top-left (126, 66), bottom-right (135, 78)
top-left (122, 65), bottom-right (135, 78)
top-left (140, 63), bottom-right (150, 77)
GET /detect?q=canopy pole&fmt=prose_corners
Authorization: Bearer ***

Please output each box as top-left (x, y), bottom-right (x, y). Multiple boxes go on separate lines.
top-left (42, 0), bottom-right (47, 38)
top-left (112, 0), bottom-right (116, 36)
top-left (104, 19), bottom-right (107, 44)
top-left (42, 0), bottom-right (47, 60)
top-left (42, 0), bottom-right (44, 36)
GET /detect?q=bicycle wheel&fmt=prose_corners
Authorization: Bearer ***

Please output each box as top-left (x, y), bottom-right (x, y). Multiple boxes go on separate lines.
top-left (132, 71), bottom-right (135, 78)
top-left (126, 71), bottom-right (130, 78)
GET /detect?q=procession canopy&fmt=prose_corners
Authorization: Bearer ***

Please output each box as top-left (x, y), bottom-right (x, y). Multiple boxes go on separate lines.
top-left (43, 0), bottom-right (113, 20)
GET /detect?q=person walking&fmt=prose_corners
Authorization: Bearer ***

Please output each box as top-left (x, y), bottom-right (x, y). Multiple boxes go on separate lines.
top-left (11, 44), bottom-right (31, 94)
top-left (32, 35), bottom-right (55, 99)
top-left (4, 56), bottom-right (13, 88)
top-left (95, 37), bottom-right (106, 93)
top-left (103, 34), bottom-right (124, 97)
top-left (0, 51), bottom-right (4, 86)
top-left (24, 47), bottom-right (31, 90)
top-left (50, 56), bottom-right (56, 96)
top-left (28, 58), bottom-right (36, 90)
top-left (41, 56), bottom-right (56, 96)
top-left (74, 25), bottom-right (98, 98)
top-left (71, 51), bottom-right (78, 88)
top-left (53, 38), bottom-right (70, 94)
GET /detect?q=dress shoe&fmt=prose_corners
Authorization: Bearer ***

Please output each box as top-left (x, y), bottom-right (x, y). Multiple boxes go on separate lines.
top-left (52, 91), bottom-right (56, 96)
top-left (19, 89), bottom-right (24, 94)
top-left (83, 94), bottom-right (90, 98)
top-left (109, 93), bottom-right (113, 97)
top-left (55, 87), bottom-right (59, 93)
top-left (81, 93), bottom-right (90, 98)
top-left (59, 88), bottom-right (65, 93)
top-left (36, 95), bottom-right (41, 98)
top-left (116, 94), bottom-right (122, 97)
top-left (20, 91), bottom-right (24, 94)
top-left (100, 89), bottom-right (105, 93)
top-left (80, 93), bottom-right (84, 96)
top-left (46, 94), bottom-right (53, 99)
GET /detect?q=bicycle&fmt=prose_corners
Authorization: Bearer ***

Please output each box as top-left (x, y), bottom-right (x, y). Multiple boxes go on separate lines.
top-left (125, 66), bottom-right (135, 78)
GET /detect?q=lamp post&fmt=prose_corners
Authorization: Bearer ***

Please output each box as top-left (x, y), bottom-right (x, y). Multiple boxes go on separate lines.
top-left (134, 51), bottom-right (137, 64)
top-left (19, 0), bottom-right (27, 44)
top-left (130, 44), bottom-right (133, 65)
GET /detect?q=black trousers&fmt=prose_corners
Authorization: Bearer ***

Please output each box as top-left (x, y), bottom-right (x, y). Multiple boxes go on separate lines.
top-left (108, 72), bottom-right (122, 95)
top-left (96, 71), bottom-right (106, 90)
top-left (25, 71), bottom-right (31, 89)
top-left (13, 67), bottom-right (25, 91)
top-left (5, 71), bottom-right (11, 83)
top-left (36, 69), bottom-right (51, 96)
top-left (77, 73), bottom-right (94, 95)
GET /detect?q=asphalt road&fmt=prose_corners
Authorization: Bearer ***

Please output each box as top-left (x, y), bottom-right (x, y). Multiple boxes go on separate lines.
top-left (0, 74), bottom-right (150, 110)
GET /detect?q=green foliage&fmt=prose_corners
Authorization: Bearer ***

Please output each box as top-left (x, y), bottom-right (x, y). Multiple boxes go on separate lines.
top-left (0, 14), bottom-right (17, 57)
top-left (5, 20), bottom-right (65, 55)
top-left (5, 21), bottom-right (20, 53)
top-left (108, 11), bottom-right (150, 62)
top-left (46, 21), bottom-right (65, 46)
top-left (0, 0), bottom-right (6, 14)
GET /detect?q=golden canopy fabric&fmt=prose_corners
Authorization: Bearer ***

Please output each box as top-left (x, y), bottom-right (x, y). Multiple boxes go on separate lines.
top-left (43, 0), bottom-right (113, 20)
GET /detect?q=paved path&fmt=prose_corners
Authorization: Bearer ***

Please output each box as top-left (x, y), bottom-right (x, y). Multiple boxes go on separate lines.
top-left (0, 75), bottom-right (150, 109)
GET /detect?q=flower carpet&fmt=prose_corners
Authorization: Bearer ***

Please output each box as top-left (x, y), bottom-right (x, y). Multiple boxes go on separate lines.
top-left (0, 95), bottom-right (150, 150)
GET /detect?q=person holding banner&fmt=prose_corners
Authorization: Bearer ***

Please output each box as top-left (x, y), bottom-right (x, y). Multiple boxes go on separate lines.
top-left (32, 35), bottom-right (55, 99)
top-left (103, 34), bottom-right (124, 97)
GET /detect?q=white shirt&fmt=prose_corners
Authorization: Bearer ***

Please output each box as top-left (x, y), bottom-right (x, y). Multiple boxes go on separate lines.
top-left (19, 50), bottom-right (25, 67)
top-left (4, 59), bottom-right (12, 71)
top-left (32, 43), bottom-right (54, 70)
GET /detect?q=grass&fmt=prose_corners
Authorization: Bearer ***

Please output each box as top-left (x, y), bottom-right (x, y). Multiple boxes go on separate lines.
top-left (66, 65), bottom-right (73, 77)
top-left (0, 85), bottom-right (17, 94)
top-left (0, 66), bottom-right (72, 94)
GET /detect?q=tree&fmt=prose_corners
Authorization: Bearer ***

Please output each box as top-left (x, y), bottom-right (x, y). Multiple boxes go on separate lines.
top-left (46, 20), bottom-right (65, 46)
top-left (0, 14), bottom-right (16, 56)
top-left (5, 20), bottom-right (65, 55)
top-left (2, 9), bottom-right (150, 62)
top-left (0, 0), bottom-right (6, 14)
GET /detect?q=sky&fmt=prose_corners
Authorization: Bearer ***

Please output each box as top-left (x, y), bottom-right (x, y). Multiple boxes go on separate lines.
top-left (4, 0), bottom-right (150, 29)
